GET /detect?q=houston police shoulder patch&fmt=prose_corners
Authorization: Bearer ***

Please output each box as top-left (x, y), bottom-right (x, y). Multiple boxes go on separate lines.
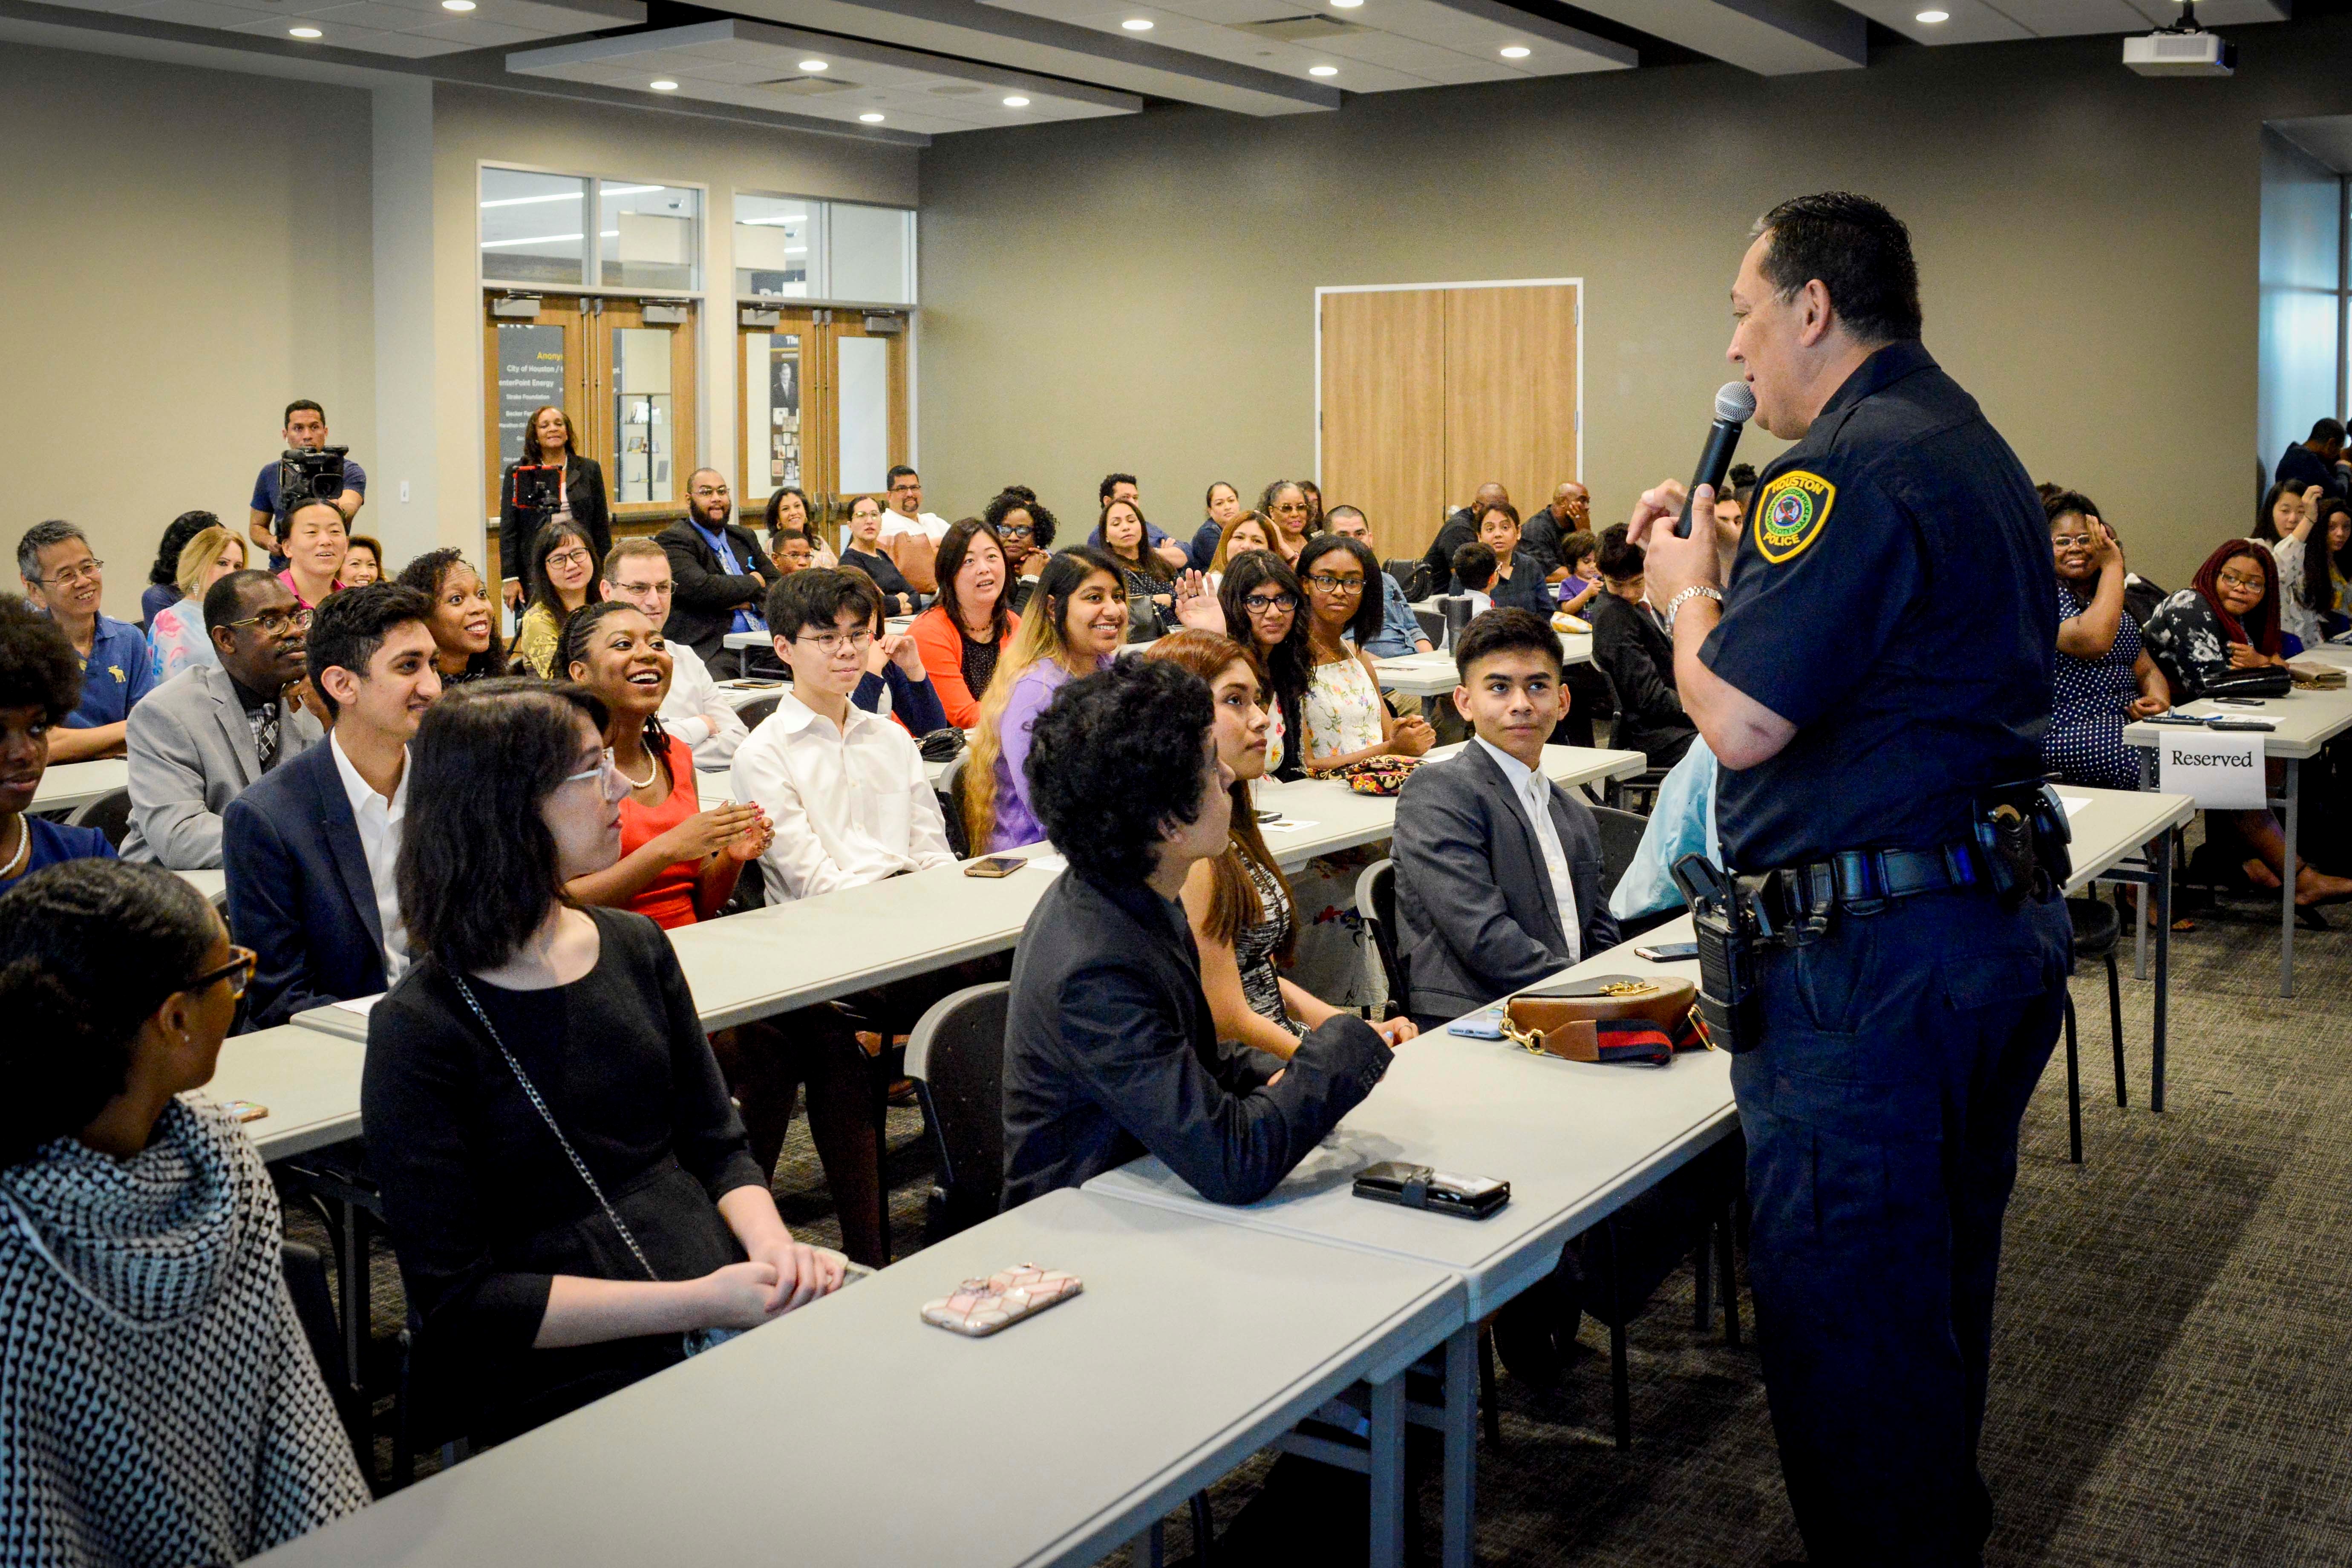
top-left (1753, 470), bottom-right (1835, 564)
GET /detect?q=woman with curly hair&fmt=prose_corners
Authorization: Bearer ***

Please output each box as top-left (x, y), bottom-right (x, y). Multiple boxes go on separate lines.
top-left (558, 601), bottom-right (769, 927)
top-left (1259, 480), bottom-right (1313, 565)
top-left (0, 597), bottom-right (120, 886)
top-left (141, 510), bottom-right (222, 627)
top-left (395, 548), bottom-right (509, 686)
top-left (984, 486), bottom-right (1057, 608)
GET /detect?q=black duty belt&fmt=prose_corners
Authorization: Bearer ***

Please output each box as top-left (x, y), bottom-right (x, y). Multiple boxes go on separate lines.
top-left (1741, 842), bottom-right (1984, 926)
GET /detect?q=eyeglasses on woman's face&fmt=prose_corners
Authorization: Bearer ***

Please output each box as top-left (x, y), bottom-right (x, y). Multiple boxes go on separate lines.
top-left (1242, 592), bottom-right (1297, 616)
top-left (187, 945), bottom-right (258, 1001)
top-left (562, 751), bottom-right (633, 802)
top-left (2217, 569), bottom-right (2266, 593)
top-left (998, 522), bottom-right (1034, 541)
top-left (545, 547), bottom-right (594, 574)
top-left (1303, 572), bottom-right (1365, 597)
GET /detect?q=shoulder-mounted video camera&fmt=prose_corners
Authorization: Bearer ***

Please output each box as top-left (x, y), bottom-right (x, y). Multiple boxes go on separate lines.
top-left (279, 446), bottom-right (349, 509)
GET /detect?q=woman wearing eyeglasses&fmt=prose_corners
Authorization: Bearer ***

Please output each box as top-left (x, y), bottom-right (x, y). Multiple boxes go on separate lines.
top-left (983, 487), bottom-right (1057, 611)
top-left (2143, 538), bottom-right (2352, 906)
top-left (2043, 491), bottom-right (2168, 792)
top-left (0, 859), bottom-right (369, 1564)
top-left (1259, 480), bottom-right (1313, 565)
top-left (1294, 533), bottom-right (1435, 775)
top-left (367, 681), bottom-right (841, 1448)
top-left (1218, 550), bottom-right (1311, 783)
top-left (559, 602), bottom-right (769, 928)
top-left (512, 520), bottom-right (605, 679)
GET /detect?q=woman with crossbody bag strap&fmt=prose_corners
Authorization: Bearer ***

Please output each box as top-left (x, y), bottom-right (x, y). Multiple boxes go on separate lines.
top-left (363, 678), bottom-right (843, 1446)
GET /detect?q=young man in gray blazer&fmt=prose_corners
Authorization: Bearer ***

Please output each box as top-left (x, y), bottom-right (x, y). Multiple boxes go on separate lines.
top-left (122, 570), bottom-right (322, 868)
top-left (1393, 606), bottom-right (1620, 1033)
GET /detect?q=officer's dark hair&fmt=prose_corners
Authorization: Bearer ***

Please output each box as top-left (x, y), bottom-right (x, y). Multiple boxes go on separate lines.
top-left (1453, 606), bottom-right (1565, 682)
top-left (0, 594), bottom-right (83, 725)
top-left (1597, 527), bottom-right (1644, 582)
top-left (203, 568), bottom-right (280, 636)
top-left (1752, 192), bottom-right (1923, 346)
top-left (765, 565), bottom-right (882, 646)
top-left (2307, 418), bottom-right (2346, 446)
top-left (0, 860), bottom-right (221, 1169)
top-left (306, 583), bottom-right (435, 720)
top-left (1451, 541), bottom-right (1498, 593)
top-left (1026, 657), bottom-right (1214, 888)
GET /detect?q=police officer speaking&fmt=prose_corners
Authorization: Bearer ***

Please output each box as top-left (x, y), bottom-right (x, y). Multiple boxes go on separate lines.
top-left (1628, 192), bottom-right (2073, 1566)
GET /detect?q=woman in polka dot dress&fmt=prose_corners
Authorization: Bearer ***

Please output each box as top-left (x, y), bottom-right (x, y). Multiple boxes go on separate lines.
top-left (2043, 491), bottom-right (2170, 790)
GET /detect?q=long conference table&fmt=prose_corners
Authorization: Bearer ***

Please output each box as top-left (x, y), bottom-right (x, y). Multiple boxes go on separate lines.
top-left (224, 775), bottom-right (2176, 1568)
top-left (2124, 660), bottom-right (2352, 998)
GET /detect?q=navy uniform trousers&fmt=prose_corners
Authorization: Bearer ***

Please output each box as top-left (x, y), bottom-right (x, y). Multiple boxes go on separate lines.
top-left (1731, 884), bottom-right (2071, 1566)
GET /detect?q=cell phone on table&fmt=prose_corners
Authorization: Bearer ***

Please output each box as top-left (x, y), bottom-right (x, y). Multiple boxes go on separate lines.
top-left (963, 856), bottom-right (1026, 878)
top-left (1634, 941), bottom-right (1700, 962)
top-left (1256, 809), bottom-right (1284, 823)
top-left (2213, 697), bottom-right (2265, 708)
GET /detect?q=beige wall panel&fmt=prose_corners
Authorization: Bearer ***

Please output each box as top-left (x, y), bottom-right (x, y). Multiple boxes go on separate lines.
top-left (0, 42), bottom-right (375, 620)
top-left (1320, 288), bottom-right (1448, 563)
top-left (1442, 284), bottom-right (1580, 531)
top-left (913, 26), bottom-right (2344, 591)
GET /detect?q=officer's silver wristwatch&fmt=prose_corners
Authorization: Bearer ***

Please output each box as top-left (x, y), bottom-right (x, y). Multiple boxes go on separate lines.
top-left (1661, 584), bottom-right (1722, 634)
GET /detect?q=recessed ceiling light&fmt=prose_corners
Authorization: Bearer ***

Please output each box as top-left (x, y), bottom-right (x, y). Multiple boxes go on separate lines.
top-left (1309, 63), bottom-right (1337, 74)
top-left (1003, 95), bottom-right (1029, 106)
top-left (859, 111), bottom-right (885, 121)
top-left (649, 78), bottom-right (678, 89)
top-left (1915, 7), bottom-right (1948, 18)
top-left (288, 25), bottom-right (322, 36)
top-left (440, 1), bottom-right (474, 10)
top-left (1122, 16), bottom-right (1153, 28)
top-left (1331, 0), bottom-right (1363, 7)
top-left (798, 58), bottom-right (828, 70)
top-left (1499, 43), bottom-right (1530, 57)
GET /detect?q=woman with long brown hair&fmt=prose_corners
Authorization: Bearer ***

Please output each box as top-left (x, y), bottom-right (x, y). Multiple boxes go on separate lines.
top-left (498, 404), bottom-right (610, 612)
top-left (1145, 630), bottom-right (1418, 1061)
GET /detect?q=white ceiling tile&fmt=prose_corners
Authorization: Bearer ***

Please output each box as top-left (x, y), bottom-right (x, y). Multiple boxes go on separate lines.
top-left (407, 14), bottom-right (544, 42)
top-left (115, 0), bottom-right (278, 20)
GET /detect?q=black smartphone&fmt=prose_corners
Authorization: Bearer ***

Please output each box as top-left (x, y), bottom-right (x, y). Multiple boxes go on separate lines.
top-left (2213, 697), bottom-right (2265, 708)
top-left (1635, 941), bottom-right (1701, 962)
top-left (1256, 809), bottom-right (1284, 823)
top-left (963, 856), bottom-right (1026, 878)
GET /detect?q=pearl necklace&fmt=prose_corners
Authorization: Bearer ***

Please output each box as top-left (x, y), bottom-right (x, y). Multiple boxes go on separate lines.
top-left (0, 816), bottom-right (27, 881)
top-left (614, 750), bottom-right (659, 790)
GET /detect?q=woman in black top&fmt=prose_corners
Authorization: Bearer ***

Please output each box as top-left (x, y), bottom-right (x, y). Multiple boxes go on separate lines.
top-left (498, 405), bottom-right (609, 613)
top-left (365, 679), bottom-right (842, 1445)
top-left (839, 493), bottom-right (918, 617)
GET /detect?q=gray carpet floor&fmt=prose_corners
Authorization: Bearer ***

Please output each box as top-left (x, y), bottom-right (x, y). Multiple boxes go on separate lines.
top-left (295, 881), bottom-right (2352, 1565)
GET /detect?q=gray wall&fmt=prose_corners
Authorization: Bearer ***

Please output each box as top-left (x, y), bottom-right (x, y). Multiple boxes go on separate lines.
top-left (919, 20), bottom-right (2352, 591)
top-left (0, 41), bottom-right (375, 620)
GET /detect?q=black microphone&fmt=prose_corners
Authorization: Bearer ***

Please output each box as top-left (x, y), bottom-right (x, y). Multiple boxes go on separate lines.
top-left (1676, 381), bottom-right (1757, 538)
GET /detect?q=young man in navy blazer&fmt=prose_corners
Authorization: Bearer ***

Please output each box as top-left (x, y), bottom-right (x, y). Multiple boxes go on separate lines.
top-left (1393, 606), bottom-right (1620, 1032)
top-left (225, 584), bottom-right (441, 1029)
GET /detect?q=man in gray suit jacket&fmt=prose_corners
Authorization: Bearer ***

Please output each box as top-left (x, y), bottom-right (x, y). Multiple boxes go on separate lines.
top-left (123, 571), bottom-right (321, 868)
top-left (1394, 607), bottom-right (1620, 1030)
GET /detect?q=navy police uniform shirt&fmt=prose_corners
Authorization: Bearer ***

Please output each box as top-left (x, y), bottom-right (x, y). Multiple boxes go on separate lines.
top-left (1699, 340), bottom-right (2055, 872)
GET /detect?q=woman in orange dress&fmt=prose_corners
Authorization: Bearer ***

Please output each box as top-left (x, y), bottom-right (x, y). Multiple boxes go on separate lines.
top-left (559, 601), bottom-right (769, 926)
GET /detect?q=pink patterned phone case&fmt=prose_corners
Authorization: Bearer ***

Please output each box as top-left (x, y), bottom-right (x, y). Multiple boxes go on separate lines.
top-left (920, 1264), bottom-right (1083, 1337)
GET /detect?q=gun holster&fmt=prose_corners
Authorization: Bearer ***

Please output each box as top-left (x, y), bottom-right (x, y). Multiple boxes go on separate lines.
top-left (1670, 853), bottom-right (1766, 1055)
top-left (1974, 779), bottom-right (2072, 910)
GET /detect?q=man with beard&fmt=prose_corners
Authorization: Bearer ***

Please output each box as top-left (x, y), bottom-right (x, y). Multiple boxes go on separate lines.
top-left (658, 467), bottom-right (779, 676)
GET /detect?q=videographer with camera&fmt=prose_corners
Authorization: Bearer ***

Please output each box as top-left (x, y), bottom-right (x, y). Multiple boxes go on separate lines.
top-left (247, 401), bottom-right (365, 571)
top-left (498, 405), bottom-right (610, 613)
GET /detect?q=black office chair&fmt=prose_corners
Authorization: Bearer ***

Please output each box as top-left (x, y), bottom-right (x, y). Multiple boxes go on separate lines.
top-left (1588, 805), bottom-right (1681, 943)
top-left (1603, 766), bottom-right (1673, 816)
top-left (1355, 859), bottom-right (1407, 1015)
top-left (2060, 895), bottom-right (2128, 1165)
top-left (737, 695), bottom-right (781, 730)
top-left (282, 1241), bottom-right (369, 1470)
top-left (904, 983), bottom-right (1012, 1242)
top-left (936, 755), bottom-right (970, 859)
top-left (1384, 558), bottom-right (1430, 602)
top-left (65, 786), bottom-right (133, 849)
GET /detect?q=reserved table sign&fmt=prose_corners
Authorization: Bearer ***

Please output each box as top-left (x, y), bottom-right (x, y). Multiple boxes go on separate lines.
top-left (2158, 731), bottom-right (2265, 808)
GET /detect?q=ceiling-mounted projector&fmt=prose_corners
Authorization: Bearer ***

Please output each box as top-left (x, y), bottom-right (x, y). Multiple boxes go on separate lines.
top-left (2127, 0), bottom-right (2234, 74)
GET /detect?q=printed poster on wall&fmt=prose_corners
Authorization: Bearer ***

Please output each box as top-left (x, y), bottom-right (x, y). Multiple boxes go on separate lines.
top-left (498, 324), bottom-right (565, 466)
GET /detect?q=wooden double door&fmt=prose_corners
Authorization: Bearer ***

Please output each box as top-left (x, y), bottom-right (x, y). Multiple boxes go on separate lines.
top-left (738, 307), bottom-right (909, 545)
top-left (1317, 281), bottom-right (1581, 567)
top-left (481, 293), bottom-right (699, 580)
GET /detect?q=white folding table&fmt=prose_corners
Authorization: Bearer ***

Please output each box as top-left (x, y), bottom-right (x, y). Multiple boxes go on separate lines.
top-left (29, 755), bottom-right (126, 814)
top-left (248, 1190), bottom-right (1464, 1568)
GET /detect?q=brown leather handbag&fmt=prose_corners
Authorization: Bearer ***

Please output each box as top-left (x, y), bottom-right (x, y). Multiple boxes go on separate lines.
top-left (1502, 974), bottom-right (1709, 1067)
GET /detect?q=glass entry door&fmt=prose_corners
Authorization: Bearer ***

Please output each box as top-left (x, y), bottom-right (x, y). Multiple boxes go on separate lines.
top-left (739, 308), bottom-right (908, 545)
